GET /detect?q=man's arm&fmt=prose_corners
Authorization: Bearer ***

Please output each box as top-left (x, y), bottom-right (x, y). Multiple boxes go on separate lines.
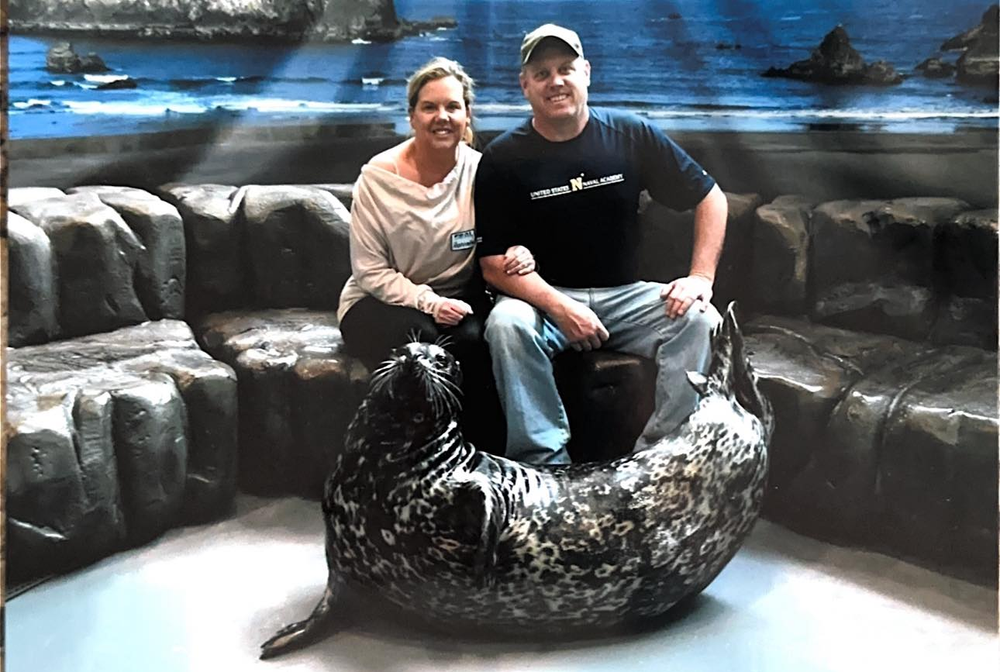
top-left (660, 184), bottom-right (728, 318)
top-left (480, 257), bottom-right (609, 351)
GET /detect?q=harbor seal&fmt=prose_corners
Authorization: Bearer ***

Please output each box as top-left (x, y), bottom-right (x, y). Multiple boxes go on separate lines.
top-left (260, 302), bottom-right (772, 659)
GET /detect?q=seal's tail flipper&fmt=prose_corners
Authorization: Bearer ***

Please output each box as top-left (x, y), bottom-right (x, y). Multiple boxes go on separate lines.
top-left (259, 584), bottom-right (342, 660)
top-left (696, 302), bottom-right (738, 395)
top-left (718, 302), bottom-right (774, 438)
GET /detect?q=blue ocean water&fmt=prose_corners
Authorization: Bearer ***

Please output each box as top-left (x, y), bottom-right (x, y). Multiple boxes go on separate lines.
top-left (8, 0), bottom-right (999, 138)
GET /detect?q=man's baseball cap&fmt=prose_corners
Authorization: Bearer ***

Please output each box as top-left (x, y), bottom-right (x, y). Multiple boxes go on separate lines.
top-left (520, 24), bottom-right (584, 66)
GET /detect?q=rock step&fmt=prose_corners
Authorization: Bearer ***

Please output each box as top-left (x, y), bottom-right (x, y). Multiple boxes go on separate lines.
top-left (194, 309), bottom-right (367, 497)
top-left (6, 320), bottom-right (238, 582)
top-left (156, 183), bottom-right (351, 317)
top-left (750, 196), bottom-right (997, 349)
top-left (8, 187), bottom-right (186, 346)
top-left (6, 182), bottom-right (996, 587)
top-left (744, 315), bottom-right (997, 583)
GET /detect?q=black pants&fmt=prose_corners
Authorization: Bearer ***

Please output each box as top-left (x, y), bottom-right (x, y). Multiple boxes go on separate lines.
top-left (339, 291), bottom-right (506, 455)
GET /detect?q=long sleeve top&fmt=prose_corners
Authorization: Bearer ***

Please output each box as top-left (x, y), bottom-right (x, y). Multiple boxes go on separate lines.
top-left (337, 141), bottom-right (482, 322)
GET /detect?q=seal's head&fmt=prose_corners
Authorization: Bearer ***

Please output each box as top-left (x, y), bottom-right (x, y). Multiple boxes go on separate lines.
top-left (367, 341), bottom-right (464, 429)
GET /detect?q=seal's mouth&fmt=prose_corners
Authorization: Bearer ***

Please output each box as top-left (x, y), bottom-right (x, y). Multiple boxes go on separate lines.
top-left (368, 341), bottom-right (463, 420)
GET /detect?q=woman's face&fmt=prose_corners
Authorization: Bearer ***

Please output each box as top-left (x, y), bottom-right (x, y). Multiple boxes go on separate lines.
top-left (409, 75), bottom-right (469, 151)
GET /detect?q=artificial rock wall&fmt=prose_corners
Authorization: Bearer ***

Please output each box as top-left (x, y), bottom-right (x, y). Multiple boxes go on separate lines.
top-left (6, 182), bottom-right (998, 585)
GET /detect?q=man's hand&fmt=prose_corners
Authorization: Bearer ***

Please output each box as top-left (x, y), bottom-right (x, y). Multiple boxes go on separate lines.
top-left (661, 275), bottom-right (713, 319)
top-left (434, 298), bottom-right (473, 326)
top-left (502, 245), bottom-right (536, 275)
top-left (550, 299), bottom-right (610, 351)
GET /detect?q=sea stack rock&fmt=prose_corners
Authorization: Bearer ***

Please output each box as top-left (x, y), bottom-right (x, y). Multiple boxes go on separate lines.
top-left (941, 5), bottom-right (999, 51)
top-left (763, 26), bottom-right (903, 85)
top-left (10, 0), bottom-right (455, 42)
top-left (45, 42), bottom-right (110, 73)
top-left (946, 5), bottom-right (999, 85)
top-left (915, 57), bottom-right (957, 79)
top-left (96, 77), bottom-right (138, 90)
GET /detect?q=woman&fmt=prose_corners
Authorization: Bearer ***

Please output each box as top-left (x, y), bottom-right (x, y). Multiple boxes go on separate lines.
top-left (338, 57), bottom-right (532, 454)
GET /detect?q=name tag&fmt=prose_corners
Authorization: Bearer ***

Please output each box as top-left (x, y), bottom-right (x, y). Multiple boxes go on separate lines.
top-left (450, 229), bottom-right (476, 251)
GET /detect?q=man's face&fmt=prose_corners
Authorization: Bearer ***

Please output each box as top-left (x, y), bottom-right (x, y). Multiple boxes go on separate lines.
top-left (519, 42), bottom-right (591, 124)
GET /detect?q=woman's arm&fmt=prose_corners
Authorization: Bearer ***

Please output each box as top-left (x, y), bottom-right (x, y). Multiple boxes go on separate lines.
top-left (348, 176), bottom-right (445, 316)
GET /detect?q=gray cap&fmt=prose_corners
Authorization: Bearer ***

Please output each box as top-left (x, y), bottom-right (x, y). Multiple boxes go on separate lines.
top-left (520, 24), bottom-right (584, 66)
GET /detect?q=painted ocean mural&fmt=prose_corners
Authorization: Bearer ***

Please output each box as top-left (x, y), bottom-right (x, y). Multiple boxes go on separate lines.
top-left (8, 0), bottom-right (999, 138)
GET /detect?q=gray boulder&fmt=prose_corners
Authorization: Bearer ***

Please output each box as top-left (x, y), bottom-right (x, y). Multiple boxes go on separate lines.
top-left (310, 182), bottom-right (356, 212)
top-left (808, 198), bottom-right (973, 340)
top-left (929, 208), bottom-right (998, 348)
top-left (812, 282), bottom-right (937, 340)
top-left (745, 316), bottom-right (997, 582)
top-left (8, 187), bottom-right (65, 208)
top-left (745, 316), bottom-right (925, 529)
top-left (12, 192), bottom-right (148, 338)
top-left (195, 309), bottom-right (368, 498)
top-left (240, 185), bottom-right (352, 309)
top-left (750, 195), bottom-right (815, 315)
top-left (6, 320), bottom-right (238, 582)
top-left (68, 186), bottom-right (186, 320)
top-left (877, 345), bottom-right (998, 577)
top-left (157, 183), bottom-right (243, 316)
top-left (930, 296), bottom-right (998, 348)
top-left (7, 213), bottom-right (58, 346)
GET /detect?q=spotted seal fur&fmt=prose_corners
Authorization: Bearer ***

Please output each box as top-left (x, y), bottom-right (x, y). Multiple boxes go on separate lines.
top-left (260, 302), bottom-right (772, 659)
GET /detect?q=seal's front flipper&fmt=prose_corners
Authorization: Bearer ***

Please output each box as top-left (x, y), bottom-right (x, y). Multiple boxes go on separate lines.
top-left (259, 583), bottom-right (343, 660)
top-left (450, 471), bottom-right (504, 588)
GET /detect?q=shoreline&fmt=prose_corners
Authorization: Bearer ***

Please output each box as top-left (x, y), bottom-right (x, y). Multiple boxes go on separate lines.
top-left (10, 109), bottom-right (998, 142)
top-left (8, 122), bottom-right (999, 207)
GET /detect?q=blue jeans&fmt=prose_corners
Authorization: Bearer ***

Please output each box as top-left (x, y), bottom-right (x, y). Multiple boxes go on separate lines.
top-left (484, 281), bottom-right (721, 465)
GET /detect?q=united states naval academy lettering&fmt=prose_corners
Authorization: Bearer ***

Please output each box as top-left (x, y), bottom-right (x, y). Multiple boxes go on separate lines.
top-left (529, 172), bottom-right (626, 201)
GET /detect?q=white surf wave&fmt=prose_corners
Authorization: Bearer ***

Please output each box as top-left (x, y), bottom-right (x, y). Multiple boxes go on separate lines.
top-left (62, 100), bottom-right (208, 115)
top-left (83, 73), bottom-right (130, 84)
top-left (472, 103), bottom-right (533, 113)
top-left (222, 99), bottom-right (386, 113)
top-left (644, 108), bottom-right (999, 121)
top-left (55, 97), bottom-right (390, 116)
top-left (12, 99), bottom-right (53, 109)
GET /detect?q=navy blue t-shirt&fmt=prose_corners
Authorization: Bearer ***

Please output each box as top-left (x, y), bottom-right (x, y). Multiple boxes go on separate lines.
top-left (474, 107), bottom-right (715, 288)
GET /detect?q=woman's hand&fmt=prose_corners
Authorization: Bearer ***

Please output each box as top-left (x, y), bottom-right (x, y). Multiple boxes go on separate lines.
top-left (503, 245), bottom-right (536, 275)
top-left (434, 298), bottom-right (474, 326)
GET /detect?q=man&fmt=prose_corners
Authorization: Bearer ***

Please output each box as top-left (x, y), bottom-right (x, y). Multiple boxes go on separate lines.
top-left (474, 23), bottom-right (728, 465)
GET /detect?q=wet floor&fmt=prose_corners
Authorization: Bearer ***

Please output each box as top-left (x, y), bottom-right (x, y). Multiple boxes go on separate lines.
top-left (6, 495), bottom-right (997, 672)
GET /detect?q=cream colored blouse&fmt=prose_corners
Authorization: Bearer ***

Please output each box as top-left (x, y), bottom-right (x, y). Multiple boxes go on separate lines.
top-left (337, 141), bottom-right (482, 322)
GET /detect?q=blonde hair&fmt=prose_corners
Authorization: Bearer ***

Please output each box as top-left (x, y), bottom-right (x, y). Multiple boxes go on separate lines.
top-left (406, 57), bottom-right (476, 145)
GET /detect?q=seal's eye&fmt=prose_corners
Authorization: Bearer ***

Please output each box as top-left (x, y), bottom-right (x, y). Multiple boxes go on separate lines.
top-left (413, 413), bottom-right (425, 423)
top-left (434, 352), bottom-right (449, 364)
